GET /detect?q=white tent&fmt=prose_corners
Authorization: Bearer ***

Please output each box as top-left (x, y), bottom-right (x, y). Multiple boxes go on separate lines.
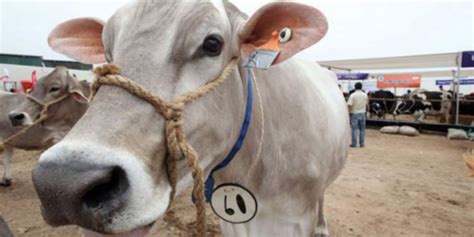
top-left (369, 70), bottom-right (474, 79)
top-left (319, 52), bottom-right (474, 79)
top-left (320, 52), bottom-right (463, 70)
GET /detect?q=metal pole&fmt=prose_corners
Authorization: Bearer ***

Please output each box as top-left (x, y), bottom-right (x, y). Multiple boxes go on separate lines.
top-left (455, 52), bottom-right (462, 125)
top-left (348, 69), bottom-right (352, 93)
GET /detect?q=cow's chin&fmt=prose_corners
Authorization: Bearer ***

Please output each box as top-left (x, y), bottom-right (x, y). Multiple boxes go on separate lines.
top-left (82, 224), bottom-right (153, 237)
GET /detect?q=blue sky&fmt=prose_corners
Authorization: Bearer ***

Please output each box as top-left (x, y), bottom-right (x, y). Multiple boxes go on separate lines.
top-left (0, 0), bottom-right (473, 61)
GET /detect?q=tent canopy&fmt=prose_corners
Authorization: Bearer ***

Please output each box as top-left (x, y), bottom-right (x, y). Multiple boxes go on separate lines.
top-left (319, 52), bottom-right (474, 78)
top-left (369, 70), bottom-right (474, 78)
top-left (319, 52), bottom-right (463, 71)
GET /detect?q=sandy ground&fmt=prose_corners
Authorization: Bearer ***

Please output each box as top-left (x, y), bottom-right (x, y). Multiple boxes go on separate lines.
top-left (1, 129), bottom-right (473, 237)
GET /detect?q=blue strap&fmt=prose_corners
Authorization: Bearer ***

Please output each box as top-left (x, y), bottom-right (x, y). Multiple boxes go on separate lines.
top-left (193, 67), bottom-right (254, 203)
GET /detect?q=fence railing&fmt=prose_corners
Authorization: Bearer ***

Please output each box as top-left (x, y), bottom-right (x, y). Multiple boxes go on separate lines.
top-left (346, 96), bottom-right (474, 125)
top-left (365, 97), bottom-right (474, 103)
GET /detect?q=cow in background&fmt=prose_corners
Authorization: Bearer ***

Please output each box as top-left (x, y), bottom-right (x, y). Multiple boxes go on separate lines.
top-left (0, 67), bottom-right (90, 186)
top-left (0, 92), bottom-right (53, 186)
top-left (446, 93), bottom-right (474, 124)
top-left (456, 93), bottom-right (474, 116)
top-left (368, 90), bottom-right (396, 119)
top-left (394, 90), bottom-right (452, 122)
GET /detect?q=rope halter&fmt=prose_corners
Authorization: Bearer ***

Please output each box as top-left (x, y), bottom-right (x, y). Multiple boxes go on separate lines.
top-left (92, 58), bottom-right (239, 236)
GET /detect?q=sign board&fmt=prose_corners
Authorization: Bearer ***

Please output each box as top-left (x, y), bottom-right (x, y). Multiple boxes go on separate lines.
top-left (435, 80), bottom-right (452, 86)
top-left (461, 51), bottom-right (474, 68)
top-left (377, 74), bottom-right (421, 88)
top-left (435, 78), bottom-right (473, 86)
top-left (337, 73), bottom-right (369, 80)
top-left (460, 79), bottom-right (474, 85)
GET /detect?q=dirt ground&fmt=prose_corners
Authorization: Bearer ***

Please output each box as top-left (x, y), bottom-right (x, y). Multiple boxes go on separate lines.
top-left (1, 129), bottom-right (473, 237)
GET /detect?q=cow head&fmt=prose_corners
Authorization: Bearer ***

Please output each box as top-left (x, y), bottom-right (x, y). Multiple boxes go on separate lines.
top-left (8, 66), bottom-right (90, 129)
top-left (32, 1), bottom-right (328, 236)
top-left (370, 102), bottom-right (384, 118)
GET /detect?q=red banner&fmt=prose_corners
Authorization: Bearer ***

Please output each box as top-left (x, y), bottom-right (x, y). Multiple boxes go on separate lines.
top-left (377, 74), bottom-right (421, 88)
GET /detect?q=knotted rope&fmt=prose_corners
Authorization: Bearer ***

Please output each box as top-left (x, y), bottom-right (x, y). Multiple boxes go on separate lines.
top-left (0, 94), bottom-right (70, 153)
top-left (92, 58), bottom-right (239, 236)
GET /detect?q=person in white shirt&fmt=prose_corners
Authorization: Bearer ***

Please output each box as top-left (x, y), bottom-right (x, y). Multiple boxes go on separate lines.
top-left (347, 82), bottom-right (368, 148)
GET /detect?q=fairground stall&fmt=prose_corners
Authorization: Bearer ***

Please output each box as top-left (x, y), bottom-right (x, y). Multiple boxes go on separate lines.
top-left (320, 51), bottom-right (474, 130)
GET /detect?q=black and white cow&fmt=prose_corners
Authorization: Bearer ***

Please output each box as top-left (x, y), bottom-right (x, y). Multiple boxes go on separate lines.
top-left (368, 90), bottom-right (396, 119)
top-left (395, 90), bottom-right (452, 122)
top-left (458, 93), bottom-right (474, 116)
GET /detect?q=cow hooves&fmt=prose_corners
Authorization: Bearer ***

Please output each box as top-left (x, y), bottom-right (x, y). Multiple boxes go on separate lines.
top-left (315, 234), bottom-right (330, 237)
top-left (0, 179), bottom-right (12, 187)
top-left (315, 228), bottom-right (330, 237)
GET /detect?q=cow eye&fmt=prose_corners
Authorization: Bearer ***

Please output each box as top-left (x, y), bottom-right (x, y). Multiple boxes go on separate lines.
top-left (202, 34), bottom-right (223, 57)
top-left (49, 86), bottom-right (60, 93)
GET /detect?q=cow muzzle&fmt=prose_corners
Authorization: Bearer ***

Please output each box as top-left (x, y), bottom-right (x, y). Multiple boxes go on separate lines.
top-left (32, 160), bottom-right (129, 231)
top-left (32, 142), bottom-right (170, 235)
top-left (8, 112), bottom-right (31, 127)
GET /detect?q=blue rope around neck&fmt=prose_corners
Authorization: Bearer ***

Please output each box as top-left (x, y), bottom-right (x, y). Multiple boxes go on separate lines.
top-left (193, 67), bottom-right (254, 203)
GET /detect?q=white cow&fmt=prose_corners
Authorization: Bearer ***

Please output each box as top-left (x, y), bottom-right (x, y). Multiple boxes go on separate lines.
top-left (32, 1), bottom-right (349, 237)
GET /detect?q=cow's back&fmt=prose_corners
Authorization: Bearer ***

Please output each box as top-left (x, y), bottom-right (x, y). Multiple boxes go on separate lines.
top-left (424, 91), bottom-right (443, 110)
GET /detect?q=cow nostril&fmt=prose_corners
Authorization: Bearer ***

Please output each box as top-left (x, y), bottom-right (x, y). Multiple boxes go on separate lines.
top-left (82, 167), bottom-right (129, 211)
top-left (9, 113), bottom-right (26, 123)
top-left (14, 113), bottom-right (25, 121)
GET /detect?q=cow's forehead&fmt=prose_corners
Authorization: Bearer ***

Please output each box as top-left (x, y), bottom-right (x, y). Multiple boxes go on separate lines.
top-left (103, 0), bottom-right (234, 76)
top-left (106, 0), bottom-right (228, 57)
top-left (33, 68), bottom-right (68, 92)
top-left (40, 68), bottom-right (66, 85)
top-left (113, 0), bottom-right (224, 27)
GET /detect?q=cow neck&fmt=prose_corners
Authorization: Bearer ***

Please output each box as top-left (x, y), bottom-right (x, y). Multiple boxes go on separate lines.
top-left (92, 58), bottom-right (239, 237)
top-left (0, 93), bottom-right (70, 153)
top-left (202, 66), bottom-right (254, 202)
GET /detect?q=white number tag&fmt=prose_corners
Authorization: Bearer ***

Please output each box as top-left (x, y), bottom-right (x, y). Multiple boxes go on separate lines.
top-left (210, 183), bottom-right (258, 224)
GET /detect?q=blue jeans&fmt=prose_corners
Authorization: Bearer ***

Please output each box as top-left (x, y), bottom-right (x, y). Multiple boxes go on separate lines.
top-left (351, 113), bottom-right (366, 147)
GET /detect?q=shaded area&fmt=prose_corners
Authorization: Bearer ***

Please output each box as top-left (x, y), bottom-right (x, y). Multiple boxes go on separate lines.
top-left (0, 216), bottom-right (14, 237)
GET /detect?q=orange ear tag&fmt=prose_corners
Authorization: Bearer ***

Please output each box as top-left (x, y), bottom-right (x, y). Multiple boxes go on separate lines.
top-left (257, 31), bottom-right (281, 52)
top-left (243, 31), bottom-right (281, 70)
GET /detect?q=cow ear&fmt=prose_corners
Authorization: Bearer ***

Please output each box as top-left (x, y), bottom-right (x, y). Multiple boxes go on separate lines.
top-left (48, 18), bottom-right (106, 64)
top-left (68, 75), bottom-right (91, 104)
top-left (238, 3), bottom-right (328, 65)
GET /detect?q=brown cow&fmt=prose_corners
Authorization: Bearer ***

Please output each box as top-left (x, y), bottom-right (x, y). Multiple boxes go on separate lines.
top-left (0, 66), bottom-right (90, 186)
